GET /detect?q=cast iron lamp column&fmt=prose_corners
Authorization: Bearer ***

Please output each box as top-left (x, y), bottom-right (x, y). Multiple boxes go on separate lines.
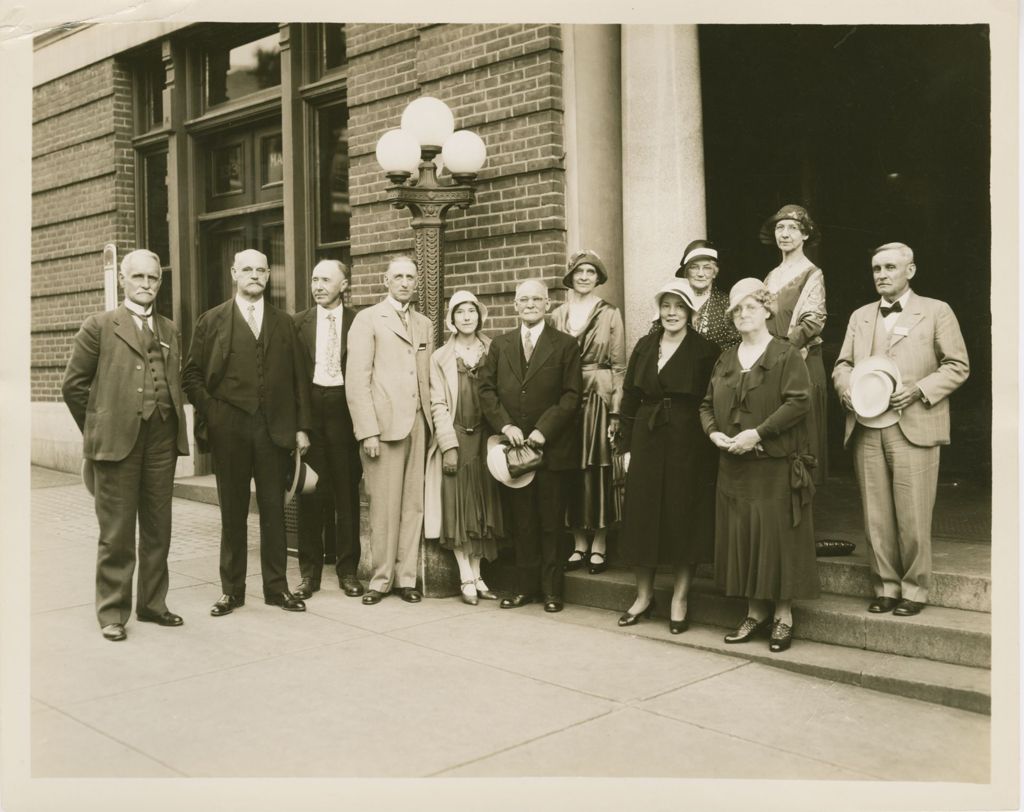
top-left (375, 97), bottom-right (487, 346)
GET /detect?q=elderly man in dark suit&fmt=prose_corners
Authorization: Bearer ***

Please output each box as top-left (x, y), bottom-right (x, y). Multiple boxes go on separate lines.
top-left (183, 248), bottom-right (312, 616)
top-left (62, 249), bottom-right (190, 641)
top-left (833, 242), bottom-right (969, 617)
top-left (479, 278), bottom-right (582, 613)
top-left (291, 259), bottom-right (363, 600)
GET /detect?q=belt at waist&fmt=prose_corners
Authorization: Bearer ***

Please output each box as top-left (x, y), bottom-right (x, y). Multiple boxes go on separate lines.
top-left (454, 422), bottom-right (481, 434)
top-left (639, 396), bottom-right (691, 430)
top-left (312, 383), bottom-right (346, 391)
top-left (581, 363), bottom-right (613, 371)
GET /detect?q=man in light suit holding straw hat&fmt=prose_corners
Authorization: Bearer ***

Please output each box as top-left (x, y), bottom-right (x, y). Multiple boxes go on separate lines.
top-left (833, 242), bottom-right (969, 617)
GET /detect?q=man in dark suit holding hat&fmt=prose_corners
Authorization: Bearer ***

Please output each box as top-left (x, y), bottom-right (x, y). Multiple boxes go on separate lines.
top-left (833, 242), bottom-right (969, 617)
top-left (182, 248), bottom-right (312, 616)
top-left (62, 249), bottom-right (190, 641)
top-left (478, 278), bottom-right (582, 613)
top-left (291, 259), bottom-right (363, 600)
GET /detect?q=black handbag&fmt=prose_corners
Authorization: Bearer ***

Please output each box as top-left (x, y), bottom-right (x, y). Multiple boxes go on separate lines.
top-left (505, 442), bottom-right (544, 478)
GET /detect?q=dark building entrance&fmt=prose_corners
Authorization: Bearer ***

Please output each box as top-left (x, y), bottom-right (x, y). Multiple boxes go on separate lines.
top-left (698, 24), bottom-right (991, 483)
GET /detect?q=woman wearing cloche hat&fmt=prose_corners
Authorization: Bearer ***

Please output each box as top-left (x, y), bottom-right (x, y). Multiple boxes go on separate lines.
top-left (424, 290), bottom-right (505, 605)
top-left (551, 249), bottom-right (627, 575)
top-left (760, 204), bottom-right (828, 484)
top-left (674, 238), bottom-right (739, 351)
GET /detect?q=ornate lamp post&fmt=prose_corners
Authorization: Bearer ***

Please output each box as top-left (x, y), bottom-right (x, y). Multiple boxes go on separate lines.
top-left (375, 97), bottom-right (487, 346)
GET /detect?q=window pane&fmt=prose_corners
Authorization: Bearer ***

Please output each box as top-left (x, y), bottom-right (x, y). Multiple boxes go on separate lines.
top-left (210, 143), bottom-right (244, 197)
top-left (147, 60), bottom-right (165, 129)
top-left (260, 133), bottom-right (284, 187)
top-left (261, 222), bottom-right (287, 311)
top-left (205, 32), bottom-right (281, 107)
top-left (318, 104), bottom-right (350, 244)
top-left (144, 151), bottom-right (170, 265)
top-left (323, 25), bottom-right (347, 71)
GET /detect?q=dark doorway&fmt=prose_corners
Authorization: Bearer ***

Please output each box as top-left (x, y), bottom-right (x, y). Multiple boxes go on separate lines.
top-left (698, 24), bottom-right (990, 482)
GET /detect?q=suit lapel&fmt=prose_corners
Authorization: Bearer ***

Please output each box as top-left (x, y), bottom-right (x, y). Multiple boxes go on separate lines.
top-left (523, 326), bottom-right (554, 384)
top-left (380, 303), bottom-right (412, 345)
top-left (503, 331), bottom-right (525, 382)
top-left (113, 306), bottom-right (145, 357)
top-left (889, 293), bottom-right (923, 351)
top-left (262, 301), bottom-right (278, 345)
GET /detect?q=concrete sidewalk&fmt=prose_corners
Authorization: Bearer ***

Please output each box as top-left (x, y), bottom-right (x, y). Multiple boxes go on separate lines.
top-left (29, 467), bottom-right (989, 781)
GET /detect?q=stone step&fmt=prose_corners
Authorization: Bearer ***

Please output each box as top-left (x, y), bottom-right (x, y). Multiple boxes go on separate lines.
top-left (555, 604), bottom-right (990, 715)
top-left (565, 567), bottom-right (991, 669)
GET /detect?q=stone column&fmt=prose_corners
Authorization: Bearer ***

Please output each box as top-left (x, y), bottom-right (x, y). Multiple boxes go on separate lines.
top-left (620, 25), bottom-right (706, 349)
top-left (562, 24), bottom-right (624, 310)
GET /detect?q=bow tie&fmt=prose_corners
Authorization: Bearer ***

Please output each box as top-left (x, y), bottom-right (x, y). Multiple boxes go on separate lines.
top-left (880, 301), bottom-right (903, 318)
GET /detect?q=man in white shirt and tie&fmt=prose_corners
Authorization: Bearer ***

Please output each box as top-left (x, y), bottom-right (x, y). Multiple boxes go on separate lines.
top-left (345, 256), bottom-right (434, 605)
top-left (479, 279), bottom-right (582, 612)
top-left (833, 242), bottom-right (969, 616)
top-left (183, 248), bottom-right (312, 616)
top-left (292, 260), bottom-right (364, 599)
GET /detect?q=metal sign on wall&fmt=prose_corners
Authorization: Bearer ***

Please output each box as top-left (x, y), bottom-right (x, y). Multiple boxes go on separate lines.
top-left (102, 243), bottom-right (117, 311)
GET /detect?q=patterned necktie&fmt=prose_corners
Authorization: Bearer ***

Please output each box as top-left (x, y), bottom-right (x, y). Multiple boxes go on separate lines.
top-left (523, 329), bottom-right (534, 363)
top-left (139, 312), bottom-right (154, 339)
top-left (397, 307), bottom-right (410, 334)
top-left (880, 301), bottom-right (903, 318)
top-left (246, 304), bottom-right (260, 338)
top-left (326, 313), bottom-right (342, 377)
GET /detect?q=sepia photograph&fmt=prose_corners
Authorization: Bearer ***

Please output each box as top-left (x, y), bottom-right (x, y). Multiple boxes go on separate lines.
top-left (0, 1), bottom-right (1018, 810)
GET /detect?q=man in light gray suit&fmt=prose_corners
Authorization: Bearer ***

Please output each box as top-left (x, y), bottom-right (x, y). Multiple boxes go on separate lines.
top-left (833, 242), bottom-right (969, 616)
top-left (345, 256), bottom-right (434, 605)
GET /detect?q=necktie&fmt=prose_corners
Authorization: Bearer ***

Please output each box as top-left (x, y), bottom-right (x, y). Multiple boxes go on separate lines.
top-left (326, 313), bottom-right (342, 377)
top-left (523, 330), bottom-right (534, 363)
top-left (397, 307), bottom-right (409, 334)
top-left (139, 313), bottom-right (154, 338)
top-left (246, 304), bottom-right (260, 338)
top-left (880, 301), bottom-right (903, 318)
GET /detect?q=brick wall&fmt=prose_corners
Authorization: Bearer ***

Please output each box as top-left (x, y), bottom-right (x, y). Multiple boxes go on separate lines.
top-left (31, 58), bottom-right (137, 401)
top-left (347, 23), bottom-right (567, 334)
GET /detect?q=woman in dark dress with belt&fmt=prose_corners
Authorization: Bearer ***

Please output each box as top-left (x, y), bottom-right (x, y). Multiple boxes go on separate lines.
top-left (617, 279), bottom-right (720, 633)
top-left (699, 278), bottom-right (820, 652)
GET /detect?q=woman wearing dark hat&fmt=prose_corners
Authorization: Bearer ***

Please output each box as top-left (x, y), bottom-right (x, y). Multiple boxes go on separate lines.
top-left (675, 239), bottom-right (740, 350)
top-left (425, 290), bottom-right (504, 605)
top-left (551, 249), bottom-right (626, 574)
top-left (700, 278), bottom-right (819, 652)
top-left (616, 279), bottom-right (719, 633)
top-left (760, 204), bottom-right (828, 484)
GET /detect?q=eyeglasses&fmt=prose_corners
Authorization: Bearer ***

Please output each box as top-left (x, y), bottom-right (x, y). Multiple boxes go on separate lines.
top-left (516, 296), bottom-right (547, 304)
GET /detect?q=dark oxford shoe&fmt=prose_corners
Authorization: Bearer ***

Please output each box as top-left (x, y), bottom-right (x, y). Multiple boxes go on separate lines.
top-left (499, 593), bottom-right (534, 609)
top-left (137, 609), bottom-right (183, 627)
top-left (868, 596), bottom-right (900, 614)
top-left (101, 623), bottom-right (126, 641)
top-left (292, 578), bottom-right (319, 600)
top-left (210, 594), bottom-right (245, 617)
top-left (339, 575), bottom-right (365, 597)
top-left (264, 591), bottom-right (306, 612)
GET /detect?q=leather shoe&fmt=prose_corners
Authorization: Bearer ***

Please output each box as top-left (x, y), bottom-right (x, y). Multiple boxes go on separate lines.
top-left (565, 550), bottom-right (587, 571)
top-left (543, 596), bottom-right (563, 613)
top-left (893, 599), bottom-right (925, 616)
top-left (101, 623), bottom-right (126, 641)
top-left (362, 589), bottom-right (386, 605)
top-left (264, 591), bottom-right (306, 612)
top-left (210, 594), bottom-right (244, 617)
top-left (397, 587), bottom-right (422, 603)
top-left (475, 579), bottom-right (498, 600)
top-left (293, 577), bottom-right (319, 600)
top-left (500, 593), bottom-right (534, 609)
top-left (868, 596), bottom-right (900, 614)
top-left (587, 551), bottom-right (608, 574)
top-left (618, 597), bottom-right (655, 627)
top-left (137, 609), bottom-right (183, 627)
top-left (724, 616), bottom-right (771, 644)
top-left (669, 618), bottom-right (689, 634)
top-left (769, 619), bottom-right (793, 652)
top-left (339, 574), bottom-right (365, 597)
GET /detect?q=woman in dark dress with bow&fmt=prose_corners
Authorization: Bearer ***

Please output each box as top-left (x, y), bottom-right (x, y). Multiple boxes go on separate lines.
top-left (699, 278), bottom-right (820, 653)
top-left (616, 279), bottom-right (720, 633)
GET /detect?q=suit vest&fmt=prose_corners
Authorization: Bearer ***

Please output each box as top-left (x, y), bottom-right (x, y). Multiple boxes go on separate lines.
top-left (214, 305), bottom-right (266, 415)
top-left (136, 319), bottom-right (174, 422)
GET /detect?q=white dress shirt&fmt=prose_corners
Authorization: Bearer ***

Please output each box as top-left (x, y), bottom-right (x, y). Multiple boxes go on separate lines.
top-left (313, 304), bottom-right (345, 387)
top-left (880, 288), bottom-right (912, 333)
top-left (123, 298), bottom-right (154, 332)
top-left (521, 320), bottom-right (544, 357)
top-left (235, 295), bottom-right (265, 337)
